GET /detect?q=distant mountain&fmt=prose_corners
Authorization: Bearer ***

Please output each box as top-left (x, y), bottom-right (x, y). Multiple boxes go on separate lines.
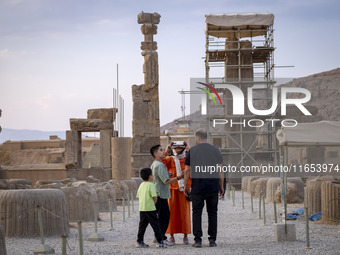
top-left (0, 128), bottom-right (66, 144)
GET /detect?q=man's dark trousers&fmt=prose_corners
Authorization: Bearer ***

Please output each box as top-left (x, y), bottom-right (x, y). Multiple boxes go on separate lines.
top-left (155, 197), bottom-right (170, 240)
top-left (191, 192), bottom-right (219, 242)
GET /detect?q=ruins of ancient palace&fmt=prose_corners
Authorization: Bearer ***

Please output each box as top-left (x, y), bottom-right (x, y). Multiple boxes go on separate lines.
top-left (0, 11), bottom-right (340, 254)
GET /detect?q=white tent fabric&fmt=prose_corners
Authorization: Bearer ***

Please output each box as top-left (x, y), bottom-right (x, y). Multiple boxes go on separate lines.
top-left (276, 121), bottom-right (340, 146)
top-left (205, 13), bottom-right (274, 38)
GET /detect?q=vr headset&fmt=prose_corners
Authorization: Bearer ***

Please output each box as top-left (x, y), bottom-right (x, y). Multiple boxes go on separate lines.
top-left (171, 141), bottom-right (187, 148)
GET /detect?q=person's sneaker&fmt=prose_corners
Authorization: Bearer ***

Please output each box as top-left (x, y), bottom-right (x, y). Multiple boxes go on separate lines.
top-left (209, 239), bottom-right (217, 247)
top-left (183, 236), bottom-right (189, 245)
top-left (136, 241), bottom-right (149, 248)
top-left (192, 241), bottom-right (202, 248)
top-left (158, 240), bottom-right (167, 248)
top-left (169, 236), bottom-right (175, 244)
top-left (163, 239), bottom-right (174, 246)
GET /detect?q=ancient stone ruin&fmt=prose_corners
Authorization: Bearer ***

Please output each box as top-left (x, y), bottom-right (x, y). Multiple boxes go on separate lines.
top-left (65, 108), bottom-right (116, 170)
top-left (132, 12), bottom-right (161, 176)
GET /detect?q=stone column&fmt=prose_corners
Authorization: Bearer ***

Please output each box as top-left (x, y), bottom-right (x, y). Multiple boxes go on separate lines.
top-left (112, 137), bottom-right (132, 180)
top-left (65, 130), bottom-right (82, 169)
top-left (138, 12), bottom-right (160, 85)
top-left (100, 129), bottom-right (112, 169)
top-left (131, 12), bottom-right (161, 177)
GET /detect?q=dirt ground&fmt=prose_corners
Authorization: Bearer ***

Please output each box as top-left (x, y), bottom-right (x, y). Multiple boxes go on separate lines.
top-left (6, 190), bottom-right (340, 254)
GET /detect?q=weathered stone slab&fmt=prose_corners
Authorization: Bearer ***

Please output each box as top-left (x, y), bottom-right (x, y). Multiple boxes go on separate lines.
top-left (87, 108), bottom-right (117, 122)
top-left (70, 119), bottom-right (113, 132)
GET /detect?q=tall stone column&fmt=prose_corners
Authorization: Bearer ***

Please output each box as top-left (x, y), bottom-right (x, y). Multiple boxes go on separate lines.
top-left (139, 12), bottom-right (160, 85)
top-left (132, 12), bottom-right (161, 176)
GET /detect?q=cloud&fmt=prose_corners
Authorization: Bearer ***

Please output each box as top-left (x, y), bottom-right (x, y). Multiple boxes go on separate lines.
top-left (0, 49), bottom-right (36, 58)
top-left (17, 93), bottom-right (52, 115)
top-left (0, 49), bottom-right (9, 57)
top-left (93, 17), bottom-right (135, 31)
top-left (96, 19), bottom-right (111, 25)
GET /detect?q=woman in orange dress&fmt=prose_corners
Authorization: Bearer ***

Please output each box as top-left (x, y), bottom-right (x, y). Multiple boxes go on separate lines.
top-left (162, 141), bottom-right (191, 244)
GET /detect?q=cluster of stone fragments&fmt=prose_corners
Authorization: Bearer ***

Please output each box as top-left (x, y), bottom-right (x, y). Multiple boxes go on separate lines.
top-left (0, 176), bottom-right (142, 237)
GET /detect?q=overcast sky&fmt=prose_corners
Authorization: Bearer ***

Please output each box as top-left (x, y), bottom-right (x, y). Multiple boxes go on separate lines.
top-left (1, 0), bottom-right (339, 137)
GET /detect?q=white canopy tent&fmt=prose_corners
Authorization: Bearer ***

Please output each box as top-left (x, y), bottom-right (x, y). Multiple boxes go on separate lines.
top-left (276, 121), bottom-right (340, 223)
top-left (205, 12), bottom-right (274, 38)
top-left (276, 121), bottom-right (340, 147)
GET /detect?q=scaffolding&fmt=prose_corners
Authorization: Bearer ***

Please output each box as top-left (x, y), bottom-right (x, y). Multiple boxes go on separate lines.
top-left (203, 13), bottom-right (278, 183)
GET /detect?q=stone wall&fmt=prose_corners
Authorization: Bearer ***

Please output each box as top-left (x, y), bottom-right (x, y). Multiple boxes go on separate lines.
top-left (3, 140), bottom-right (65, 151)
top-left (0, 167), bottom-right (67, 185)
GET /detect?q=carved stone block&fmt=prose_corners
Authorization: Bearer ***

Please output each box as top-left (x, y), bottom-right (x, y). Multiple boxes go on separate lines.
top-left (70, 119), bottom-right (113, 132)
top-left (137, 12), bottom-right (161, 24)
top-left (141, 24), bottom-right (158, 35)
top-left (87, 108), bottom-right (117, 122)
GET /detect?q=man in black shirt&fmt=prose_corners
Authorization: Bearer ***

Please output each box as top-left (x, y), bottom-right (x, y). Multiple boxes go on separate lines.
top-left (184, 129), bottom-right (224, 248)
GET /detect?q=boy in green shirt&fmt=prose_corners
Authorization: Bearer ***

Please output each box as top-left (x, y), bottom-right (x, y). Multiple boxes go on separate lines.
top-left (150, 144), bottom-right (184, 245)
top-left (136, 168), bottom-right (166, 248)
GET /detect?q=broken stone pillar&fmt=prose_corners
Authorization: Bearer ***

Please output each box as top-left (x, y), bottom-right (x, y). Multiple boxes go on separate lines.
top-left (321, 181), bottom-right (340, 224)
top-left (132, 12), bottom-right (161, 176)
top-left (138, 12), bottom-right (160, 85)
top-left (112, 137), bottom-right (132, 180)
top-left (65, 130), bottom-right (82, 169)
top-left (100, 129), bottom-right (112, 169)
